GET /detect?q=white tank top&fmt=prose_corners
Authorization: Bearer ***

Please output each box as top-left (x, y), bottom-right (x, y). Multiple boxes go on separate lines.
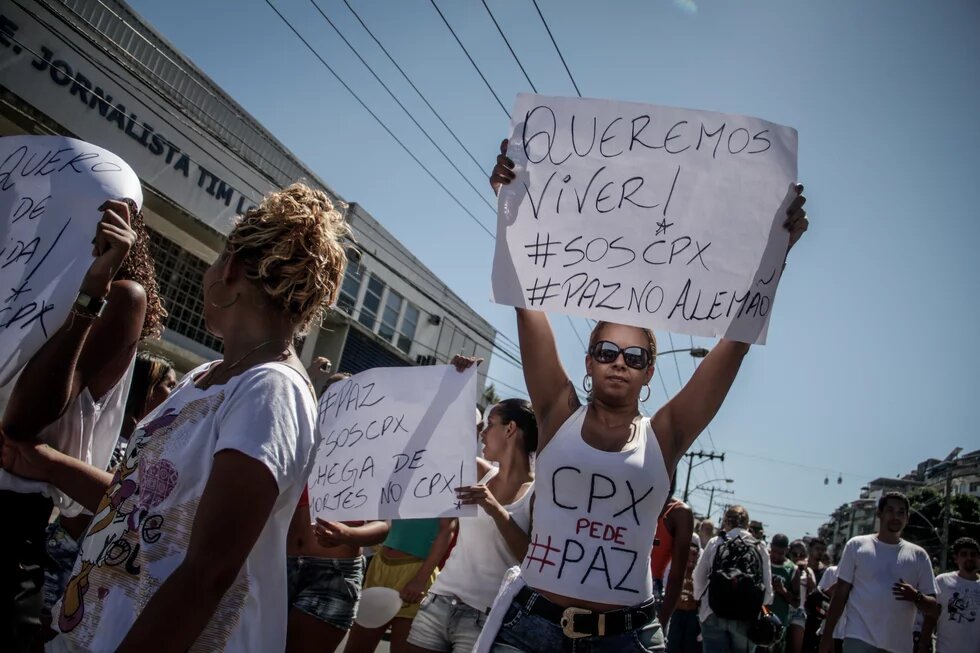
top-left (521, 405), bottom-right (670, 606)
top-left (429, 466), bottom-right (534, 612)
top-left (0, 357), bottom-right (135, 517)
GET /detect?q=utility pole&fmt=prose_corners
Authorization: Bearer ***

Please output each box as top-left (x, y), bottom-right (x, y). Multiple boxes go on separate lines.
top-left (682, 450), bottom-right (726, 502)
top-left (706, 486), bottom-right (735, 521)
top-left (940, 464), bottom-right (954, 570)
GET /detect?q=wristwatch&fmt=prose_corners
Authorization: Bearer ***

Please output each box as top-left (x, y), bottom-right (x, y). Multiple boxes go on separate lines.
top-left (73, 291), bottom-right (108, 318)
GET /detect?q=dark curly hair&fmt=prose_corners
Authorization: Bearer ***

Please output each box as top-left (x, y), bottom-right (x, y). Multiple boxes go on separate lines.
top-left (116, 200), bottom-right (167, 339)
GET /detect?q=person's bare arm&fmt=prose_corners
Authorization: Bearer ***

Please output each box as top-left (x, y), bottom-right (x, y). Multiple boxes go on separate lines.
top-left (0, 437), bottom-right (111, 511)
top-left (314, 520), bottom-right (390, 548)
top-left (399, 517), bottom-right (457, 604)
top-left (659, 504), bottom-right (694, 624)
top-left (653, 188), bottom-right (808, 468)
top-left (456, 482), bottom-right (533, 562)
top-left (489, 140), bottom-right (580, 451)
top-left (3, 199), bottom-right (144, 440)
top-left (820, 580), bottom-right (852, 653)
top-left (115, 450), bottom-right (279, 652)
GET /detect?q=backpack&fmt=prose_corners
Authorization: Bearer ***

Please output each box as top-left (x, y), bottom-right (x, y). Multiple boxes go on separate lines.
top-left (706, 531), bottom-right (766, 621)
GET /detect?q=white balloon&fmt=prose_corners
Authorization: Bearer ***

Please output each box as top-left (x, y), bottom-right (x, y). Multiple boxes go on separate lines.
top-left (354, 586), bottom-right (403, 629)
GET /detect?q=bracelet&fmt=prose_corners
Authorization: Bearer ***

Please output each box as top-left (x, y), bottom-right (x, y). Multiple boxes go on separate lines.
top-left (914, 591), bottom-right (923, 604)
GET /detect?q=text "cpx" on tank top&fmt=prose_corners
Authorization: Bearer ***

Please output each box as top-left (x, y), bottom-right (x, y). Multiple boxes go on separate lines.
top-left (521, 405), bottom-right (670, 606)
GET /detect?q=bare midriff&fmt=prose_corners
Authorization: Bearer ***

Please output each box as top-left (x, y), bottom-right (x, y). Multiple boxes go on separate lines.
top-left (534, 586), bottom-right (631, 613)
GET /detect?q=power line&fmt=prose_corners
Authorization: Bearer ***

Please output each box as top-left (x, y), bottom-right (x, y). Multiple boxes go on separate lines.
top-left (428, 0), bottom-right (510, 117)
top-left (667, 332), bottom-right (685, 389)
top-left (529, 0), bottom-right (581, 97)
top-left (262, 0), bottom-right (496, 239)
top-left (340, 0), bottom-right (486, 175)
top-left (429, 0), bottom-right (510, 118)
top-left (724, 448), bottom-right (871, 479)
top-left (730, 497), bottom-right (829, 517)
top-left (481, 0), bottom-right (538, 93)
top-left (307, 0), bottom-right (497, 215)
top-left (566, 316), bottom-right (587, 352)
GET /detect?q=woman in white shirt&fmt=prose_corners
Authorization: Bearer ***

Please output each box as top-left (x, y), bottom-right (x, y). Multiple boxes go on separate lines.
top-left (484, 141), bottom-right (810, 651)
top-left (407, 388), bottom-right (536, 653)
top-left (1, 196), bottom-right (166, 652)
top-left (1, 183), bottom-right (349, 653)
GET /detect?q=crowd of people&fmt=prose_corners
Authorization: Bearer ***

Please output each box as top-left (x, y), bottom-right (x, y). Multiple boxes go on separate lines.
top-left (0, 143), bottom-right (974, 653)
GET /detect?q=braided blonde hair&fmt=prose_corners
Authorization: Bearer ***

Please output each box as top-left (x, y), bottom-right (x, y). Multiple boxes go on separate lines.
top-left (226, 183), bottom-right (350, 334)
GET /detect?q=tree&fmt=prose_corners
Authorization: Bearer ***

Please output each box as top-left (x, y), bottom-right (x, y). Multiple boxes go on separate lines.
top-left (479, 384), bottom-right (500, 412)
top-left (904, 488), bottom-right (980, 572)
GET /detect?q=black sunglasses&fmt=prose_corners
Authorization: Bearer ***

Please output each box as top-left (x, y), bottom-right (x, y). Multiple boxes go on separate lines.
top-left (589, 340), bottom-right (652, 370)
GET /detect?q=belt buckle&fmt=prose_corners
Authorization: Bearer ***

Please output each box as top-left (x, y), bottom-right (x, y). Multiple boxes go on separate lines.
top-left (560, 606), bottom-right (595, 639)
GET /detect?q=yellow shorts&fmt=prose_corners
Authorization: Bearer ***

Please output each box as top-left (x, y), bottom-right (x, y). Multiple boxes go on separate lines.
top-left (363, 550), bottom-right (438, 620)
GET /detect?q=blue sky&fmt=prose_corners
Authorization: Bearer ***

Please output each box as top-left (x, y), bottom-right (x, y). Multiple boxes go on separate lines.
top-left (128, 0), bottom-right (980, 540)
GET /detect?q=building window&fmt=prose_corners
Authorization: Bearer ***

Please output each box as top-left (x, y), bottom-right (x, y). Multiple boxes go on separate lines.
top-left (358, 274), bottom-right (384, 329)
top-left (147, 232), bottom-right (224, 353)
top-left (398, 304), bottom-right (419, 354)
top-left (379, 291), bottom-right (403, 342)
top-left (337, 259), bottom-right (364, 315)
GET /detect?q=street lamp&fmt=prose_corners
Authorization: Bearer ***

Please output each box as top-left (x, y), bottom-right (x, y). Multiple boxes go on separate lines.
top-left (658, 347), bottom-right (709, 358)
top-left (691, 478), bottom-right (734, 494)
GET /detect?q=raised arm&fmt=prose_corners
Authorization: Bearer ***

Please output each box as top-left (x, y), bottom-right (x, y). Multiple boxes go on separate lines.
top-left (3, 199), bottom-right (145, 440)
top-left (652, 186), bottom-right (808, 469)
top-left (490, 140), bottom-right (579, 448)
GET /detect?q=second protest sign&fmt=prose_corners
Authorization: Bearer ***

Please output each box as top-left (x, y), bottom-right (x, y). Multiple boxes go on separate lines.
top-left (308, 364), bottom-right (479, 521)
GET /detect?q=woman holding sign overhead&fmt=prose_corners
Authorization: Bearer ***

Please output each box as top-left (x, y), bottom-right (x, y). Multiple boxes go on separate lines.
top-left (1, 183), bottom-right (349, 653)
top-left (484, 141), bottom-right (808, 652)
top-left (0, 196), bottom-right (165, 652)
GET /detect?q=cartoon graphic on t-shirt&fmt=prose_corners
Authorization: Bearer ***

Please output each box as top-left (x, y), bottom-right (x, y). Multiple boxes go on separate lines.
top-left (57, 393), bottom-right (224, 635)
top-left (946, 590), bottom-right (977, 623)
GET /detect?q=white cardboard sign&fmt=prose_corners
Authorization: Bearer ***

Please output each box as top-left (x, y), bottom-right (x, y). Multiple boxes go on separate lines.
top-left (0, 135), bottom-right (142, 386)
top-left (491, 94), bottom-right (799, 344)
top-left (308, 365), bottom-right (479, 521)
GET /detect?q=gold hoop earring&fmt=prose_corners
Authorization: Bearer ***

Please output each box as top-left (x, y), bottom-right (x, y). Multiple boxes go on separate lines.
top-left (640, 384), bottom-right (651, 402)
top-left (207, 280), bottom-right (240, 309)
top-left (583, 374), bottom-right (592, 393)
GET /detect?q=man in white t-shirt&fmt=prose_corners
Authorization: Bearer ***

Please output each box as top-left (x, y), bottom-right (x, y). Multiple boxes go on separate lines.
top-left (931, 537), bottom-right (979, 653)
top-left (819, 492), bottom-right (939, 653)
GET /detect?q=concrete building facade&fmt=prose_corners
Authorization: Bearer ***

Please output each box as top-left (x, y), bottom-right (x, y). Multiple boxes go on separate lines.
top-left (0, 0), bottom-right (495, 387)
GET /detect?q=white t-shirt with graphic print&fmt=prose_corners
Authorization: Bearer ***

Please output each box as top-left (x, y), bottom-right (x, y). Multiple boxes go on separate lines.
top-left (934, 572), bottom-right (980, 653)
top-left (48, 362), bottom-right (317, 653)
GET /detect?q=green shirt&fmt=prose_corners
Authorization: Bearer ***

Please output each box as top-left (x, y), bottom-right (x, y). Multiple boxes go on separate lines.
top-left (770, 560), bottom-right (796, 624)
top-left (383, 518), bottom-right (439, 560)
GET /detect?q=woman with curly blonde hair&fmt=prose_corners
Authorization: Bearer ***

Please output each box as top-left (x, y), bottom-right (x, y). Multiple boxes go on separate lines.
top-left (1, 183), bottom-right (349, 653)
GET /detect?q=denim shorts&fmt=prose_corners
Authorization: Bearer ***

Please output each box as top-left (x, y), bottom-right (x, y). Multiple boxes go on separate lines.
top-left (287, 555), bottom-right (365, 631)
top-left (492, 596), bottom-right (666, 652)
top-left (42, 521), bottom-right (80, 619)
top-left (407, 593), bottom-right (488, 652)
top-left (788, 607), bottom-right (807, 628)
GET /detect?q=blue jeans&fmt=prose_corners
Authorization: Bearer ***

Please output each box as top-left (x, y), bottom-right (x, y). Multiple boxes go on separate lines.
top-left (699, 614), bottom-right (753, 653)
top-left (491, 597), bottom-right (666, 652)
